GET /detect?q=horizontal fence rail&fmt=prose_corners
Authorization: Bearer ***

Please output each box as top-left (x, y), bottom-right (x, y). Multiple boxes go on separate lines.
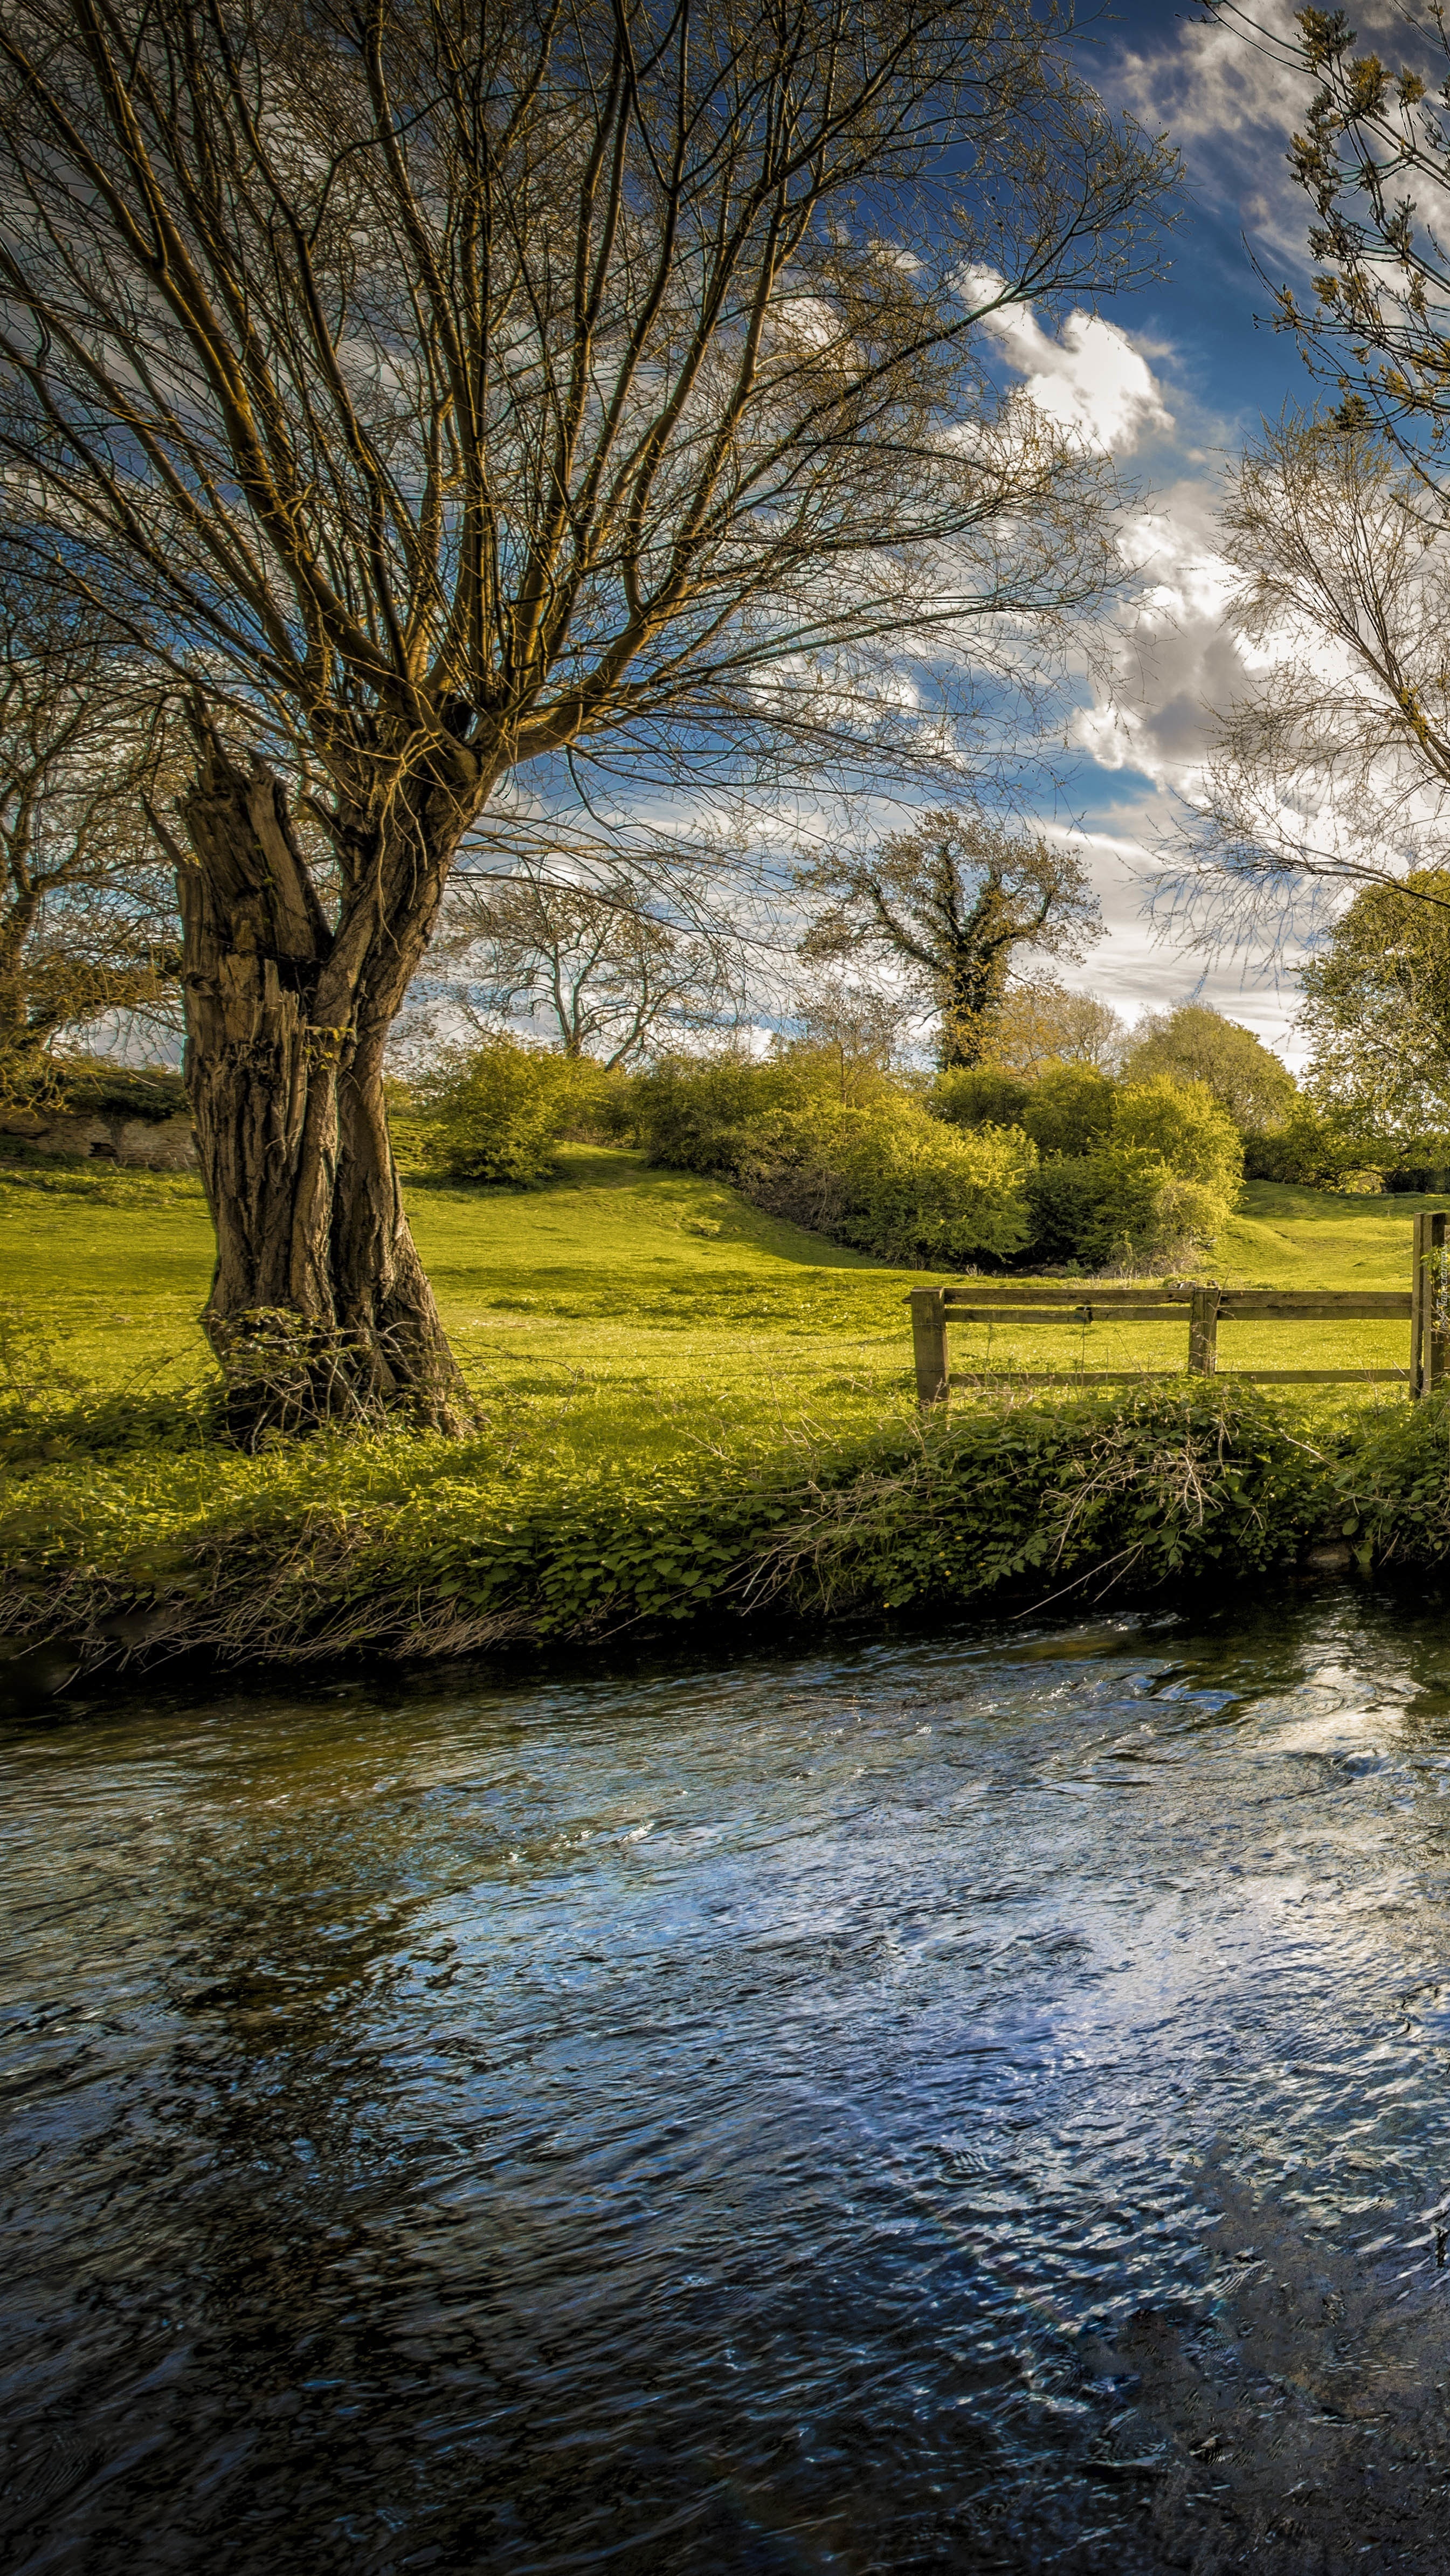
top-left (908, 1209), bottom-right (1450, 1404)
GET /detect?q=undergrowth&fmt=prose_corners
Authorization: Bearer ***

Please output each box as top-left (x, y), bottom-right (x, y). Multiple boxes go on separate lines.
top-left (5, 1309), bottom-right (1447, 1676)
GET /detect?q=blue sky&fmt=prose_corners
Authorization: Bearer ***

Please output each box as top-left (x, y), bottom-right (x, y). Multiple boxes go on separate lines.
top-left (1003, 0), bottom-right (1337, 1056)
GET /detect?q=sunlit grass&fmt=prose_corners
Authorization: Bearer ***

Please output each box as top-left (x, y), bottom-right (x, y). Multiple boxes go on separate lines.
top-left (2, 1150), bottom-right (1442, 1461)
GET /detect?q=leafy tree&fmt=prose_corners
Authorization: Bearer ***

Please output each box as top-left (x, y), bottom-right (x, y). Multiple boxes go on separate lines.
top-left (0, 0), bottom-right (1172, 1427)
top-left (1298, 869), bottom-right (1450, 1136)
top-left (1111, 1075), bottom-right (1242, 1199)
top-left (1024, 1148), bottom-right (1225, 1272)
top-left (1021, 1075), bottom-right (1240, 1270)
top-left (1121, 1003), bottom-right (1295, 1132)
top-left (800, 806), bottom-right (1101, 1068)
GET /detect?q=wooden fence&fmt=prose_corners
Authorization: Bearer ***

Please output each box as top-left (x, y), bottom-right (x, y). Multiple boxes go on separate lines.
top-left (908, 1208), bottom-right (1450, 1405)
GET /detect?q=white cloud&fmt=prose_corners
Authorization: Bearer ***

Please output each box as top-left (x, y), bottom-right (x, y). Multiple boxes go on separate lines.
top-left (989, 303), bottom-right (1175, 454)
top-left (963, 269), bottom-right (1175, 453)
top-left (1036, 814), bottom-right (1310, 1061)
top-left (1105, 1), bottom-right (1445, 280)
top-left (1068, 489), bottom-right (1252, 792)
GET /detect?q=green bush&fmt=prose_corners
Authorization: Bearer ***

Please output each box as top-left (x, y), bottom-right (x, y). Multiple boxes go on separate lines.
top-left (1110, 1074), bottom-right (1242, 1196)
top-left (0, 1379), bottom-right (1371, 1673)
top-left (629, 1050), bottom-right (1241, 1276)
top-left (779, 1107), bottom-right (1037, 1266)
top-left (1021, 1155), bottom-right (1104, 1262)
top-left (1025, 1145), bottom-right (1224, 1272)
top-left (1016, 1075), bottom-right (1237, 1270)
top-left (630, 1047), bottom-right (902, 1170)
top-left (930, 1066), bottom-right (1033, 1131)
top-left (632, 1047), bottom-right (1035, 1265)
top-left (1246, 1103), bottom-right (1450, 1194)
top-left (631, 1048), bottom-right (825, 1172)
top-left (1020, 1062), bottom-right (1116, 1158)
top-left (413, 1037), bottom-right (623, 1182)
top-left (50, 1056), bottom-right (190, 1122)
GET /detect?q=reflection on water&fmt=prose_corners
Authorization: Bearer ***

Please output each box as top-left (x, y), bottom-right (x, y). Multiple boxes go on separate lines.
top-left (5, 1596), bottom-right (1450, 2571)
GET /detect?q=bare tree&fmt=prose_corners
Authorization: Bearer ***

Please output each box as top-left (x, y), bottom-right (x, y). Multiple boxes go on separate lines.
top-left (791, 968), bottom-right (917, 1091)
top-left (404, 859), bottom-right (743, 1066)
top-left (1220, 3), bottom-right (1450, 463)
top-left (0, 0), bottom-right (1173, 1424)
top-left (979, 973), bottom-right (1125, 1075)
top-left (0, 601), bottom-right (181, 1099)
top-left (800, 804), bottom-right (1100, 1066)
top-left (1165, 418), bottom-right (1450, 957)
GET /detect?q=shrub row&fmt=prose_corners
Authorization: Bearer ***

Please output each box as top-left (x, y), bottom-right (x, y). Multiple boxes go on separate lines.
top-left (408, 1038), bottom-right (1246, 1272)
top-left (626, 1051), bottom-right (1037, 1263)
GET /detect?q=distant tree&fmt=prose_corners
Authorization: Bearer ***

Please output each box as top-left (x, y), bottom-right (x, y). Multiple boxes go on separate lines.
top-left (402, 862), bottom-right (742, 1069)
top-left (1297, 871), bottom-right (1450, 1137)
top-left (0, 604), bottom-right (179, 1099)
top-left (0, 0), bottom-right (1173, 1427)
top-left (800, 807), bottom-right (1100, 1069)
top-left (791, 971), bottom-right (916, 1099)
top-left (982, 976), bottom-right (1126, 1076)
top-left (1121, 1003), bottom-right (1295, 1133)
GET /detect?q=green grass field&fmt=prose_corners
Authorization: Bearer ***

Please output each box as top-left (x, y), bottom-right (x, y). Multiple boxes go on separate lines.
top-left (5, 1146), bottom-right (1449, 1673)
top-left (0, 1149), bottom-right (1440, 1456)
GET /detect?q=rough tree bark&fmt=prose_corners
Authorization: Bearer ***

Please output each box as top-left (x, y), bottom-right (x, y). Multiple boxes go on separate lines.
top-left (173, 720), bottom-right (472, 1435)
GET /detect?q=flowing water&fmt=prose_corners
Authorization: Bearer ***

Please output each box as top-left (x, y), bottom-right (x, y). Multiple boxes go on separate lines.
top-left (7, 1593), bottom-right (1450, 2573)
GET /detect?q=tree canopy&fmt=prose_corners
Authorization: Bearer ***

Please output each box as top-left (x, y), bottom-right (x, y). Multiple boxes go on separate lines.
top-left (1299, 868), bottom-right (1450, 1137)
top-left (799, 805), bottom-right (1100, 1068)
top-left (1122, 1003), bottom-right (1295, 1134)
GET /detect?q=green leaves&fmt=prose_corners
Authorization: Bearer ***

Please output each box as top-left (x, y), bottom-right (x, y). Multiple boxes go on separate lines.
top-left (0, 1378), bottom-right (1444, 1674)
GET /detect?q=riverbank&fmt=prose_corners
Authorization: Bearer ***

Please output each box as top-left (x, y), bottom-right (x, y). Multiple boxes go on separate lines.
top-left (4, 1147), bottom-right (1450, 1690)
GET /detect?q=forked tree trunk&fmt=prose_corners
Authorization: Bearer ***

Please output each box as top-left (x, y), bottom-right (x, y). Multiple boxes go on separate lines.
top-left (174, 724), bottom-right (471, 1438)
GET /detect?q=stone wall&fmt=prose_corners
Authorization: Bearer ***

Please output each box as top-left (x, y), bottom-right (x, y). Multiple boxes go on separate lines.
top-left (0, 1106), bottom-right (197, 1169)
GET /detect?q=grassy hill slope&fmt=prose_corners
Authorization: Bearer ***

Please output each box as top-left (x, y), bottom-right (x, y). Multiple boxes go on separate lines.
top-left (3, 1154), bottom-right (1444, 1456)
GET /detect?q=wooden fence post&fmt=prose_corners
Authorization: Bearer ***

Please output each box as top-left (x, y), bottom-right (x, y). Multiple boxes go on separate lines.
top-left (909, 1288), bottom-right (949, 1404)
top-left (1412, 1211), bottom-right (1429, 1398)
top-left (1188, 1283), bottom-right (1220, 1376)
top-left (1411, 1212), bottom-right (1447, 1397)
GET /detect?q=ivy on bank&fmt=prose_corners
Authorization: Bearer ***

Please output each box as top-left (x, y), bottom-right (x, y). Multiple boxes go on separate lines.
top-left (8, 1380), bottom-right (1446, 1675)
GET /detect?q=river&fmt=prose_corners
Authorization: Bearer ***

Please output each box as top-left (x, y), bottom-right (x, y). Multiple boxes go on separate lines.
top-left (5, 1593), bottom-right (1450, 2572)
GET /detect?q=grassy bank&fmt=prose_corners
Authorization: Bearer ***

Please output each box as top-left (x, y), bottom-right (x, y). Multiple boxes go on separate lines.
top-left (4, 1147), bottom-right (1450, 1684)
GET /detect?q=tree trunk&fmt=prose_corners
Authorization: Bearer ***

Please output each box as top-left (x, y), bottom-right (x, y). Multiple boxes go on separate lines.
top-left (939, 935), bottom-right (1013, 1071)
top-left (175, 723), bottom-right (470, 1439)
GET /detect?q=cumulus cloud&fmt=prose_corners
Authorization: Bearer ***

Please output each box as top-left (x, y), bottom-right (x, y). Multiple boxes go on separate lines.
top-left (997, 306), bottom-right (1173, 453)
top-left (966, 271), bottom-right (1175, 453)
top-left (1031, 813), bottom-right (1311, 1058)
top-left (1065, 492), bottom-right (1248, 790)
